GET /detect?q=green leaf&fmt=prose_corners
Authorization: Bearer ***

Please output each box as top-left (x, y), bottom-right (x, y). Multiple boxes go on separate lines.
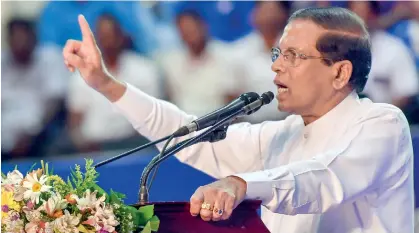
top-left (141, 222), bottom-right (152, 233)
top-left (66, 177), bottom-right (74, 190)
top-left (1, 172), bottom-right (7, 179)
top-left (138, 205), bottom-right (154, 222)
top-left (149, 215), bottom-right (160, 231)
top-left (110, 189), bottom-right (126, 200)
top-left (125, 205), bottom-right (142, 225)
top-left (109, 190), bottom-right (123, 204)
top-left (28, 163), bottom-right (37, 173)
top-left (41, 160), bottom-right (45, 173)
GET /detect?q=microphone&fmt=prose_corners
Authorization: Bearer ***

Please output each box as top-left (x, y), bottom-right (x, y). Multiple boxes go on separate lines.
top-left (173, 92), bottom-right (260, 137)
top-left (138, 91), bottom-right (275, 204)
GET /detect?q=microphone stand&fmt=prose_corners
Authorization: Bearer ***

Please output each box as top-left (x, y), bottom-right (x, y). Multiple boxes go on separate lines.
top-left (93, 135), bottom-right (172, 168)
top-left (138, 109), bottom-right (242, 204)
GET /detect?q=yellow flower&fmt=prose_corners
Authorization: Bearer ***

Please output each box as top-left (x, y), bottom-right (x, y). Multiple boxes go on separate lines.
top-left (1, 190), bottom-right (21, 218)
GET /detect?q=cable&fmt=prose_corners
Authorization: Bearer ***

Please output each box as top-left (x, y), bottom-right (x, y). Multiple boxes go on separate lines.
top-left (147, 134), bottom-right (175, 190)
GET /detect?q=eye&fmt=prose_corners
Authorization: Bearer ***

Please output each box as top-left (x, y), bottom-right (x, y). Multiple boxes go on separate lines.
top-left (283, 50), bottom-right (297, 62)
top-left (299, 54), bottom-right (308, 60)
top-left (271, 48), bottom-right (280, 62)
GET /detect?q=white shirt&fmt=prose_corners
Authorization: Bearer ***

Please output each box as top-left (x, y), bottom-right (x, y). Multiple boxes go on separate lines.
top-left (1, 46), bottom-right (68, 152)
top-left (112, 84), bottom-right (414, 233)
top-left (363, 31), bottom-right (419, 104)
top-left (156, 40), bottom-right (239, 117)
top-left (67, 51), bottom-right (162, 142)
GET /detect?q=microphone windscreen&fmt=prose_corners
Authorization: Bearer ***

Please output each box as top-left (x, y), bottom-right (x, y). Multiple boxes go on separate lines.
top-left (261, 91), bottom-right (274, 105)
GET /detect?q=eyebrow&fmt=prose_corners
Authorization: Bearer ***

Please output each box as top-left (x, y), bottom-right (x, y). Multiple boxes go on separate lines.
top-left (274, 46), bottom-right (301, 52)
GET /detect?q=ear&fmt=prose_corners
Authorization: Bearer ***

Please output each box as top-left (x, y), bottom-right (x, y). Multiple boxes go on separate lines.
top-left (332, 60), bottom-right (353, 90)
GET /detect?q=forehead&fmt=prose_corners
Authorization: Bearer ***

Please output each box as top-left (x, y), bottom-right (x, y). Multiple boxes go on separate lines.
top-left (278, 19), bottom-right (326, 51)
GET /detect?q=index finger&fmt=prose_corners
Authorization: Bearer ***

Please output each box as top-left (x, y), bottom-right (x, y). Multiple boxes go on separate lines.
top-left (78, 14), bottom-right (96, 45)
top-left (190, 187), bottom-right (204, 216)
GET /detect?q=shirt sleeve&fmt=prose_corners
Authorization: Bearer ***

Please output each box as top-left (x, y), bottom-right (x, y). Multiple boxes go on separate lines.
top-left (112, 83), bottom-right (282, 178)
top-left (235, 108), bottom-right (413, 215)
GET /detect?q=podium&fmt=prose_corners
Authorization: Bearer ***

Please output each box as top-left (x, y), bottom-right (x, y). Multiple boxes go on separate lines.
top-left (133, 200), bottom-right (270, 233)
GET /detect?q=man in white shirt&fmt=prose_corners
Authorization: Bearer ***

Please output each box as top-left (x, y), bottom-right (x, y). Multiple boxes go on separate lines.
top-left (228, 1), bottom-right (292, 123)
top-left (156, 10), bottom-right (240, 117)
top-left (348, 1), bottom-right (419, 110)
top-left (63, 7), bottom-right (414, 233)
top-left (2, 18), bottom-right (68, 158)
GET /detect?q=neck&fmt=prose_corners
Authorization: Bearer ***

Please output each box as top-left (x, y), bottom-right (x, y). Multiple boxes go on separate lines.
top-left (104, 57), bottom-right (119, 73)
top-left (189, 41), bottom-right (207, 58)
top-left (301, 89), bottom-right (352, 125)
top-left (261, 31), bottom-right (281, 50)
top-left (14, 55), bottom-right (32, 66)
top-left (103, 51), bottom-right (121, 70)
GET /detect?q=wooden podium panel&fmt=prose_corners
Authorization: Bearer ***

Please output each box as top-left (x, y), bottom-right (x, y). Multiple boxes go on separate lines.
top-left (133, 200), bottom-right (270, 233)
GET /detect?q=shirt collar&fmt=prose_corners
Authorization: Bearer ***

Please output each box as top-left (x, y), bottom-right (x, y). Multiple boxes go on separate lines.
top-left (302, 91), bottom-right (361, 134)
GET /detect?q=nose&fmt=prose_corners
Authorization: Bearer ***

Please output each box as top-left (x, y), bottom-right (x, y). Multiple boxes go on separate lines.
top-left (271, 55), bottom-right (286, 74)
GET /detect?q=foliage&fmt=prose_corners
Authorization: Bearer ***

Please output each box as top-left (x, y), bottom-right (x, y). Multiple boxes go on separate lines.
top-left (1, 159), bottom-right (159, 233)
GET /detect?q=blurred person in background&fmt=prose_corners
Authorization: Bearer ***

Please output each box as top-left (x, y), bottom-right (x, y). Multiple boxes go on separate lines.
top-left (66, 13), bottom-right (162, 153)
top-left (386, 1), bottom-right (419, 70)
top-left (37, 1), bottom-right (157, 57)
top-left (174, 1), bottom-right (255, 43)
top-left (348, 1), bottom-right (419, 119)
top-left (229, 1), bottom-right (292, 123)
top-left (1, 18), bottom-right (68, 159)
top-left (146, 1), bottom-right (183, 52)
top-left (157, 10), bottom-right (240, 117)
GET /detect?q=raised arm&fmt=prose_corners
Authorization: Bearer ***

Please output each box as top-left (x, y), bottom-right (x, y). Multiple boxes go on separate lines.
top-left (62, 15), bottom-right (280, 178)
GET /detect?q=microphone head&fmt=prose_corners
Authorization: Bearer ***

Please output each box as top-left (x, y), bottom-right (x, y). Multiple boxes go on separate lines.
top-left (261, 91), bottom-right (274, 105)
top-left (239, 92), bottom-right (260, 105)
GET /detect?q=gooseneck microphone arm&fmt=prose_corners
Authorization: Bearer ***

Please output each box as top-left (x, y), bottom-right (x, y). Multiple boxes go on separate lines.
top-left (138, 91), bottom-right (274, 204)
top-left (138, 110), bottom-right (239, 204)
top-left (93, 135), bottom-right (172, 168)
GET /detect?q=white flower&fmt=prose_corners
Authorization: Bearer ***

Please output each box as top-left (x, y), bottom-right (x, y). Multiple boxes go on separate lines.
top-left (2, 213), bottom-right (24, 233)
top-left (13, 186), bottom-right (27, 202)
top-left (1, 170), bottom-right (23, 191)
top-left (43, 222), bottom-right (54, 233)
top-left (92, 203), bottom-right (119, 232)
top-left (72, 189), bottom-right (105, 212)
top-left (24, 209), bottom-right (42, 223)
top-left (43, 193), bottom-right (67, 217)
top-left (25, 221), bottom-right (40, 233)
top-left (22, 173), bottom-right (51, 204)
top-left (113, 203), bottom-right (120, 209)
top-left (24, 221), bottom-right (53, 233)
top-left (52, 210), bottom-right (80, 233)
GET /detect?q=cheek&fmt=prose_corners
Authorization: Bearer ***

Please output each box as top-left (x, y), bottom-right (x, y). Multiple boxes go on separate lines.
top-left (289, 65), bottom-right (326, 102)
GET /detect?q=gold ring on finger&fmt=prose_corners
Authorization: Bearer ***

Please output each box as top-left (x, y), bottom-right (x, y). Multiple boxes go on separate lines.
top-left (213, 207), bottom-right (224, 215)
top-left (201, 202), bottom-right (213, 211)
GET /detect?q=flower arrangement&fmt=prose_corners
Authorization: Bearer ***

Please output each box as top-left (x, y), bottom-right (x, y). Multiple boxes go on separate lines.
top-left (1, 159), bottom-right (159, 233)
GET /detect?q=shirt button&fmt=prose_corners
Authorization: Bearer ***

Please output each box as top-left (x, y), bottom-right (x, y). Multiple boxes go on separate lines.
top-left (304, 133), bottom-right (309, 139)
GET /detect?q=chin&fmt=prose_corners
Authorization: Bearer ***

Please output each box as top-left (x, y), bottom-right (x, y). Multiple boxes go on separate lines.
top-left (277, 103), bottom-right (292, 113)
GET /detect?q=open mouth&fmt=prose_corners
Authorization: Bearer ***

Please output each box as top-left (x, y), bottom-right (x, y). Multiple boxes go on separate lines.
top-left (276, 83), bottom-right (289, 93)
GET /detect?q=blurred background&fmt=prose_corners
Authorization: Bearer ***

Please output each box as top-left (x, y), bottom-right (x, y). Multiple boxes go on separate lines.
top-left (1, 0), bottom-right (419, 222)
